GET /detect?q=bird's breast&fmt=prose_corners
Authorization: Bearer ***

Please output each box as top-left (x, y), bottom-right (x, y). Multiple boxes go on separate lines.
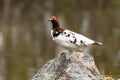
top-left (52, 32), bottom-right (81, 51)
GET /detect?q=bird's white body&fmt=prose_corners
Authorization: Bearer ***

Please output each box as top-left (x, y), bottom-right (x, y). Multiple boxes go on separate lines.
top-left (51, 29), bottom-right (102, 51)
top-left (49, 16), bottom-right (102, 52)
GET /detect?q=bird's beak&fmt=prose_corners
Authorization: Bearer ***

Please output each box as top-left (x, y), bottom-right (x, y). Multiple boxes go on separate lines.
top-left (48, 18), bottom-right (52, 21)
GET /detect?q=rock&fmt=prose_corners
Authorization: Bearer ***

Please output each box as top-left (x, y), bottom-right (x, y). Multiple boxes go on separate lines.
top-left (30, 51), bottom-right (113, 80)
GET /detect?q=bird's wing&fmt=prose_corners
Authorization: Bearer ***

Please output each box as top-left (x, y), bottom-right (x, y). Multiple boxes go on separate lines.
top-left (64, 30), bottom-right (102, 46)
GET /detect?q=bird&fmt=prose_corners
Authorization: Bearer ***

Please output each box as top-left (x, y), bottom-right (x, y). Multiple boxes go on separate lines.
top-left (48, 16), bottom-right (102, 52)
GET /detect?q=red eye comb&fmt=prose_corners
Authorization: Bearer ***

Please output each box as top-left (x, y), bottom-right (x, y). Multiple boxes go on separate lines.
top-left (50, 16), bottom-right (57, 20)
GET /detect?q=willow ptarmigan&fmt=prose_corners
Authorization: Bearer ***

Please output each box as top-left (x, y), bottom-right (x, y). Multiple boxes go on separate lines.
top-left (49, 16), bottom-right (102, 52)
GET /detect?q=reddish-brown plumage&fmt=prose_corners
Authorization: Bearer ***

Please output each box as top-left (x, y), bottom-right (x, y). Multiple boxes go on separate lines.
top-left (49, 16), bottom-right (63, 32)
top-left (49, 16), bottom-right (64, 37)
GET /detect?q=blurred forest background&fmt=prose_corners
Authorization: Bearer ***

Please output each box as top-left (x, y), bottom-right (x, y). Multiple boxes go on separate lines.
top-left (0, 0), bottom-right (120, 80)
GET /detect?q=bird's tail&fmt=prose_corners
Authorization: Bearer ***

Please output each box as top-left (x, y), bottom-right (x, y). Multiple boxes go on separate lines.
top-left (92, 41), bottom-right (103, 45)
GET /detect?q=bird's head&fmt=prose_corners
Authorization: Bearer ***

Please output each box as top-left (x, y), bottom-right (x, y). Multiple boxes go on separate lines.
top-left (48, 16), bottom-right (57, 21)
top-left (48, 16), bottom-right (62, 30)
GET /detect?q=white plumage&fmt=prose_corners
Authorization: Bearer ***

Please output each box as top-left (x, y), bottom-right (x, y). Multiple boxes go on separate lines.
top-left (51, 29), bottom-right (102, 51)
top-left (49, 16), bottom-right (102, 52)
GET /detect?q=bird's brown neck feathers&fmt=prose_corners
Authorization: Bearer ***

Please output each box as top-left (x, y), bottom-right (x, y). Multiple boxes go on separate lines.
top-left (51, 20), bottom-right (63, 31)
top-left (51, 20), bottom-right (64, 37)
